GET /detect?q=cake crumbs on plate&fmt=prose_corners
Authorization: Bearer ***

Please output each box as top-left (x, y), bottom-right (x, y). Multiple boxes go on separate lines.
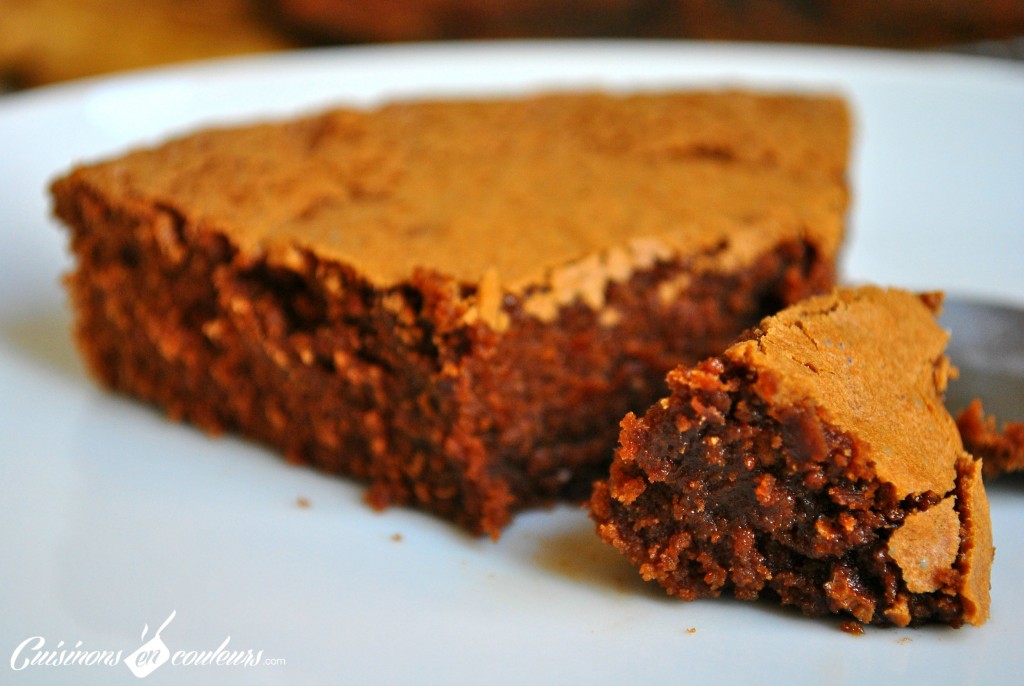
top-left (839, 621), bottom-right (865, 636)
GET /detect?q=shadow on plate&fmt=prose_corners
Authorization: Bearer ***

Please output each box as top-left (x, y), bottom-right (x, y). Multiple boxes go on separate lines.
top-left (0, 307), bottom-right (85, 380)
top-left (527, 511), bottom-right (669, 599)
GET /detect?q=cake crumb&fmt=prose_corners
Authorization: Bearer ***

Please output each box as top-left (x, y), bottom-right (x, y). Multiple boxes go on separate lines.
top-left (839, 621), bottom-right (864, 636)
top-left (296, 496), bottom-right (311, 509)
top-left (391, 533), bottom-right (403, 542)
top-left (685, 627), bottom-right (697, 635)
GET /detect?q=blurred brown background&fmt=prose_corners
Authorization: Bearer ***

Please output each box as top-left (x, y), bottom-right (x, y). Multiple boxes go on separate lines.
top-left (2, 0), bottom-right (1023, 89)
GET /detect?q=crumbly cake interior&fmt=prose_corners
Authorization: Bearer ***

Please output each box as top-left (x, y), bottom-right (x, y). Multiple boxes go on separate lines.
top-left (591, 288), bottom-right (993, 626)
top-left (594, 360), bottom-right (982, 625)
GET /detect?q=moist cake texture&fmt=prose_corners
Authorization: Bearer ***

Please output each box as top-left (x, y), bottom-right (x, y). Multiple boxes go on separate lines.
top-left (51, 90), bottom-right (849, 537)
top-left (590, 286), bottom-right (993, 626)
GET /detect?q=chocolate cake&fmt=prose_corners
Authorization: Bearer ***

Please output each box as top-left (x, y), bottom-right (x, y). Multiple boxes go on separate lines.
top-left (264, 0), bottom-right (1024, 48)
top-left (590, 287), bottom-right (993, 626)
top-left (51, 90), bottom-right (849, 537)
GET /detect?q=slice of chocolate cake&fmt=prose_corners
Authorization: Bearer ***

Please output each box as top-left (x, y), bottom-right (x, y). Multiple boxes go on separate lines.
top-left (51, 90), bottom-right (849, 537)
top-left (590, 286), bottom-right (993, 626)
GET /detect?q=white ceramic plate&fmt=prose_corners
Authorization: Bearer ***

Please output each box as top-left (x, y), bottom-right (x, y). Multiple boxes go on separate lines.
top-left (1, 42), bottom-right (1022, 686)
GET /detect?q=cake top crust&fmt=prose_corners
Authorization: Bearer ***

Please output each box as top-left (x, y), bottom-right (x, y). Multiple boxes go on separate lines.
top-left (58, 90), bottom-right (849, 291)
top-left (728, 286), bottom-right (957, 497)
